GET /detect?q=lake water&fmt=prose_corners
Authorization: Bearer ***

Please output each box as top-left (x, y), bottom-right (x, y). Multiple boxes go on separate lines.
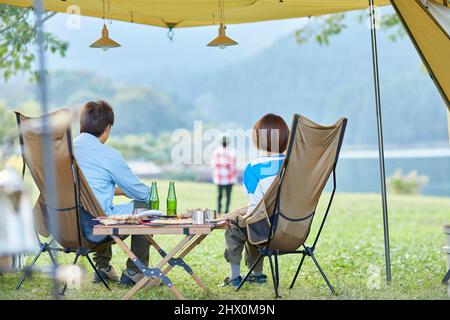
top-left (334, 149), bottom-right (450, 197)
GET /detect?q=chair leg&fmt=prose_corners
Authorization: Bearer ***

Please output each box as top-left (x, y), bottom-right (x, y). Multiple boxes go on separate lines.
top-left (47, 248), bottom-right (58, 266)
top-left (274, 252), bottom-right (280, 291)
top-left (60, 253), bottom-right (80, 295)
top-left (44, 238), bottom-right (59, 267)
top-left (309, 252), bottom-right (336, 295)
top-left (442, 269), bottom-right (450, 284)
top-left (85, 254), bottom-right (110, 291)
top-left (236, 254), bottom-right (263, 291)
top-left (15, 244), bottom-right (46, 290)
top-left (290, 253), bottom-right (306, 289)
top-left (268, 255), bottom-right (280, 298)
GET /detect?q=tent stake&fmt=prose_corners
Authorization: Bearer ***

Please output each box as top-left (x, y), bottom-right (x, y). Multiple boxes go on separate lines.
top-left (369, 0), bottom-right (391, 282)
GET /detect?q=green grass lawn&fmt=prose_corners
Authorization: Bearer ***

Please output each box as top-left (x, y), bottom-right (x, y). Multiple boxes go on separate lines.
top-left (0, 180), bottom-right (449, 300)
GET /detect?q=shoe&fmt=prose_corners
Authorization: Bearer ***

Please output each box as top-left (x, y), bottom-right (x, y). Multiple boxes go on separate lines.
top-left (223, 276), bottom-right (242, 289)
top-left (93, 265), bottom-right (119, 284)
top-left (247, 274), bottom-right (268, 284)
top-left (119, 269), bottom-right (145, 287)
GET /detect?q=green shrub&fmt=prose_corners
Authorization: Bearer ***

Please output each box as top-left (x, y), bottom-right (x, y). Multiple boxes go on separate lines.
top-left (387, 169), bottom-right (429, 195)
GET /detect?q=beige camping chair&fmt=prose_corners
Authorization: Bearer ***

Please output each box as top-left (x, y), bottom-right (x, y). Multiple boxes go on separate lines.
top-left (14, 109), bottom-right (113, 292)
top-left (236, 114), bottom-right (347, 297)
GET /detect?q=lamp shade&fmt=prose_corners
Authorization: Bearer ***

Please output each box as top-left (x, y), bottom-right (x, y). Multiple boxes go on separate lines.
top-left (207, 23), bottom-right (238, 48)
top-left (89, 24), bottom-right (121, 50)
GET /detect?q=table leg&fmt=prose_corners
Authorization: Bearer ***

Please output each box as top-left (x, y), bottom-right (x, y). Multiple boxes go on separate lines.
top-left (123, 273), bottom-right (185, 301)
top-left (123, 275), bottom-right (152, 300)
top-left (144, 234), bottom-right (208, 290)
top-left (111, 235), bottom-right (191, 300)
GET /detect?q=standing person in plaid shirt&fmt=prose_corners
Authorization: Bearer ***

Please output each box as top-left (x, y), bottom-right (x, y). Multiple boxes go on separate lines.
top-left (211, 136), bottom-right (238, 213)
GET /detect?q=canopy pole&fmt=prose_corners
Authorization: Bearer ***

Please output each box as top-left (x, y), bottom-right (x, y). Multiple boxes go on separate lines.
top-left (368, 0), bottom-right (391, 282)
top-left (33, 0), bottom-right (61, 298)
top-left (447, 110), bottom-right (450, 145)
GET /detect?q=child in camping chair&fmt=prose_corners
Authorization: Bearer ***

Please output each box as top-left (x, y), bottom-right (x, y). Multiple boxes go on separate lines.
top-left (222, 113), bottom-right (290, 288)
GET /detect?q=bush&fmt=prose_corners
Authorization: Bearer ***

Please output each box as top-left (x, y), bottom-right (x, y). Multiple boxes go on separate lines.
top-left (387, 169), bottom-right (429, 195)
top-left (107, 133), bottom-right (173, 165)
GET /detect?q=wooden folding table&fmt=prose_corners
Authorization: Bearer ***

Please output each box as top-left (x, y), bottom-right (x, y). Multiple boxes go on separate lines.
top-left (93, 223), bottom-right (224, 300)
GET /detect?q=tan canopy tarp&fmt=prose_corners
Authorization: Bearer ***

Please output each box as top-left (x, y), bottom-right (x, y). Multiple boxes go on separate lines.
top-left (391, 0), bottom-right (450, 109)
top-left (0, 0), bottom-right (389, 28)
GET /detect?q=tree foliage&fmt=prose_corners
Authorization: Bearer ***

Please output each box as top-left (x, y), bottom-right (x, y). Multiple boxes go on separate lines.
top-left (0, 5), bottom-right (68, 81)
top-left (0, 102), bottom-right (16, 145)
top-left (295, 11), bottom-right (405, 46)
top-left (108, 133), bottom-right (173, 164)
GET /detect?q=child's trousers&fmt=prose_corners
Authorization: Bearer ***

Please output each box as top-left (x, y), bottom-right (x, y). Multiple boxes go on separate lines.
top-left (224, 223), bottom-right (264, 273)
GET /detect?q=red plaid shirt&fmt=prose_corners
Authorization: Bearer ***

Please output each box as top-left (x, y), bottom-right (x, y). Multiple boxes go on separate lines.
top-left (211, 146), bottom-right (238, 185)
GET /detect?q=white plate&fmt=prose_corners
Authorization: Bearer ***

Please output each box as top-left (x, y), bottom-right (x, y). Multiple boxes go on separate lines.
top-left (134, 210), bottom-right (167, 218)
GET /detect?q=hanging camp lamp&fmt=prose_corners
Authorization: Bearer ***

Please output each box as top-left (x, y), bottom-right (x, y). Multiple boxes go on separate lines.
top-left (89, 0), bottom-right (121, 50)
top-left (90, 24), bottom-right (121, 50)
top-left (207, 23), bottom-right (238, 49)
top-left (207, 0), bottom-right (238, 48)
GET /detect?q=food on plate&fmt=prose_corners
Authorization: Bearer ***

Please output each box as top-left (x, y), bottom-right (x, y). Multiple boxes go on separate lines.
top-left (179, 209), bottom-right (199, 219)
top-left (96, 214), bottom-right (141, 225)
top-left (150, 218), bottom-right (193, 225)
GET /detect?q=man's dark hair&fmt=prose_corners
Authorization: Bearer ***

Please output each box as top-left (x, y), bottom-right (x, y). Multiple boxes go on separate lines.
top-left (253, 113), bottom-right (290, 153)
top-left (80, 100), bottom-right (115, 137)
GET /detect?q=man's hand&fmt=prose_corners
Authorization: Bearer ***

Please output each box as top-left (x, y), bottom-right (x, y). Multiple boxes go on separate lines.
top-left (114, 187), bottom-right (126, 196)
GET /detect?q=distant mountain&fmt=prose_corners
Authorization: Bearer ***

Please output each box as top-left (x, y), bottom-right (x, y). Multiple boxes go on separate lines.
top-left (0, 70), bottom-right (193, 135)
top-left (1, 16), bottom-right (448, 148)
top-left (192, 22), bottom-right (448, 147)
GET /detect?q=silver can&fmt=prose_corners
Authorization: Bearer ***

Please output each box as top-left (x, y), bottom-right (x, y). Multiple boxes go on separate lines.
top-left (192, 210), bottom-right (205, 225)
top-left (204, 209), bottom-right (217, 223)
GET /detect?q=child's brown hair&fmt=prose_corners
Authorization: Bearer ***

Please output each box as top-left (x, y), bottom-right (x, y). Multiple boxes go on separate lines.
top-left (253, 113), bottom-right (290, 153)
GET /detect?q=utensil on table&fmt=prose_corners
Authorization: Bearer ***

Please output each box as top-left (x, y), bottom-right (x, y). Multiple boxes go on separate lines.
top-left (192, 210), bottom-right (205, 225)
top-left (204, 209), bottom-right (217, 223)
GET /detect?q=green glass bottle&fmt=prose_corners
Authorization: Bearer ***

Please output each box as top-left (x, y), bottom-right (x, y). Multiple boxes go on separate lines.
top-left (149, 181), bottom-right (159, 210)
top-left (166, 181), bottom-right (177, 216)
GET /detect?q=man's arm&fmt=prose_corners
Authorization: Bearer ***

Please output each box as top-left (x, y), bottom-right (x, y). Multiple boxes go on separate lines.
top-left (109, 151), bottom-right (150, 201)
top-left (219, 206), bottom-right (248, 220)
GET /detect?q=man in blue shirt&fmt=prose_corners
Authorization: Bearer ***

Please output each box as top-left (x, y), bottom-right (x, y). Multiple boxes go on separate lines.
top-left (74, 100), bottom-right (150, 287)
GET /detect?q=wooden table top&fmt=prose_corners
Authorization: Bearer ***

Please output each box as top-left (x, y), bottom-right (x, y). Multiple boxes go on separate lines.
top-left (93, 222), bottom-right (227, 236)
